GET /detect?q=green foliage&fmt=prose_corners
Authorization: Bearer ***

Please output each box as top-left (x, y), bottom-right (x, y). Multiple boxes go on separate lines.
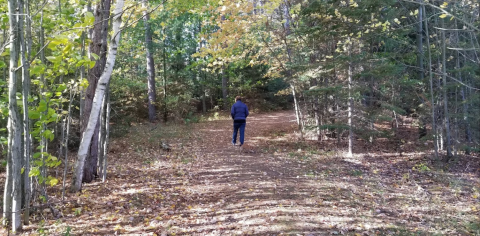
top-left (412, 163), bottom-right (431, 173)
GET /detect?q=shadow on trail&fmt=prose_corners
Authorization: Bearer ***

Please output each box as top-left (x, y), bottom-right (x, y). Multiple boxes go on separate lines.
top-left (32, 110), bottom-right (478, 235)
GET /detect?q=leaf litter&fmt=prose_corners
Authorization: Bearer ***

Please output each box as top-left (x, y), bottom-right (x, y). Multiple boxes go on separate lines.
top-left (7, 110), bottom-right (480, 235)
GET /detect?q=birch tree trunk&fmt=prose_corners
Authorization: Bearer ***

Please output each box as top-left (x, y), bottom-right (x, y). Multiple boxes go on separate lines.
top-left (143, 0), bottom-right (156, 122)
top-left (282, 1), bottom-right (303, 139)
top-left (72, 0), bottom-right (125, 192)
top-left (441, 19), bottom-right (452, 158)
top-left (19, 0), bottom-right (32, 224)
top-left (347, 60), bottom-right (353, 157)
top-left (423, 4), bottom-right (439, 159)
top-left (6, 0), bottom-right (23, 230)
top-left (83, 0), bottom-right (111, 184)
top-left (100, 88), bottom-right (111, 182)
top-left (291, 83), bottom-right (304, 140)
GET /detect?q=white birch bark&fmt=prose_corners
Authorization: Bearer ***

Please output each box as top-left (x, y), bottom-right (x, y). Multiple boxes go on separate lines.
top-left (20, 0), bottom-right (32, 224)
top-left (72, 0), bottom-right (125, 192)
top-left (102, 89), bottom-right (111, 182)
top-left (423, 4), bottom-right (439, 159)
top-left (347, 61), bottom-right (353, 157)
top-left (143, 0), bottom-right (156, 122)
top-left (441, 19), bottom-right (452, 158)
top-left (6, 0), bottom-right (23, 230)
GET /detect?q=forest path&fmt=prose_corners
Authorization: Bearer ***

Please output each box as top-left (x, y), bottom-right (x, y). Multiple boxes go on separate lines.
top-left (28, 110), bottom-right (479, 235)
top-left (186, 110), bottom-right (319, 234)
top-left (176, 110), bottom-right (332, 235)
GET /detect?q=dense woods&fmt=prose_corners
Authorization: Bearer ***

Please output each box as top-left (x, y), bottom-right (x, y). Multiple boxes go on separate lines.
top-left (0, 0), bottom-right (479, 233)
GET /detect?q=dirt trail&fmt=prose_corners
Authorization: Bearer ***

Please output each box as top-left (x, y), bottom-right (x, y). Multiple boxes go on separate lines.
top-left (15, 110), bottom-right (480, 235)
top-left (185, 111), bottom-right (320, 234)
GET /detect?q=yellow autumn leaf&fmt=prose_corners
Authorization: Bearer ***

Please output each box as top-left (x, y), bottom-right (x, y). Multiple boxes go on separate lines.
top-left (441, 2), bottom-right (448, 8)
top-left (439, 14), bottom-right (448, 18)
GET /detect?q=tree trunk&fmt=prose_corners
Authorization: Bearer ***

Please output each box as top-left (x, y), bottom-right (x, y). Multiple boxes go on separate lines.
top-left (291, 83), bottom-right (304, 140)
top-left (441, 19), bottom-right (452, 158)
top-left (347, 60), bottom-right (353, 157)
top-left (72, 0), bottom-right (125, 192)
top-left (143, 0), bottom-right (156, 122)
top-left (82, 0), bottom-right (111, 183)
top-left (20, 0), bottom-right (32, 225)
top-left (197, 19), bottom-right (206, 113)
top-left (417, 0), bottom-right (424, 81)
top-left (423, 4), bottom-right (439, 159)
top-left (83, 120), bottom-right (100, 183)
top-left (163, 26), bottom-right (168, 122)
top-left (100, 88), bottom-right (111, 182)
top-left (312, 79), bottom-right (321, 141)
top-left (80, 31), bottom-right (87, 129)
top-left (222, 65), bottom-right (228, 110)
top-left (6, 0), bottom-right (23, 230)
top-left (62, 87), bottom-right (75, 200)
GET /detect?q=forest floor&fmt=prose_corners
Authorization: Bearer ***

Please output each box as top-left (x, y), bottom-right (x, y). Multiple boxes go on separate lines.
top-left (5, 110), bottom-right (480, 235)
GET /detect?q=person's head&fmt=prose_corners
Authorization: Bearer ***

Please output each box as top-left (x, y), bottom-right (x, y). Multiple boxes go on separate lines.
top-left (235, 96), bottom-right (242, 102)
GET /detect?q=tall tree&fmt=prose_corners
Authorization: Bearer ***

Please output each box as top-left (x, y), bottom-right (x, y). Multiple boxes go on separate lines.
top-left (4, 0), bottom-right (23, 231)
top-left (82, 0), bottom-right (112, 183)
top-left (143, 0), bottom-right (157, 122)
top-left (19, 0), bottom-right (32, 225)
top-left (72, 0), bottom-right (125, 192)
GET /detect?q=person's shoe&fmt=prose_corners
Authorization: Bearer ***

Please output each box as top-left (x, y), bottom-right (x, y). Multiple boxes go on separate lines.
top-left (232, 142), bottom-right (236, 146)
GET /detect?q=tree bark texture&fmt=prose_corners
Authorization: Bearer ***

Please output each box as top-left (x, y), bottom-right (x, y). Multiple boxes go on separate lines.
top-left (347, 61), bottom-right (353, 157)
top-left (6, 0), bottom-right (23, 230)
top-left (143, 0), bottom-right (156, 122)
top-left (423, 4), bottom-right (439, 159)
top-left (72, 0), bottom-right (124, 192)
top-left (99, 88), bottom-right (111, 182)
top-left (82, 0), bottom-right (111, 183)
top-left (441, 19), bottom-right (452, 158)
top-left (19, 0), bottom-right (32, 225)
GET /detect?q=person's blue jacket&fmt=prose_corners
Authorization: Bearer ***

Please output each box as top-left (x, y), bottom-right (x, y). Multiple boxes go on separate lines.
top-left (231, 101), bottom-right (249, 121)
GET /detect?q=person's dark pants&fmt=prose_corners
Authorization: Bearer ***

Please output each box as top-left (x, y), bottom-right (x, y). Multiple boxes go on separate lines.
top-left (232, 122), bottom-right (246, 145)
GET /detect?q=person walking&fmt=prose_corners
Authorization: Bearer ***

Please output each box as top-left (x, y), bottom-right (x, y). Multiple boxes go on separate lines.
top-left (231, 96), bottom-right (249, 146)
